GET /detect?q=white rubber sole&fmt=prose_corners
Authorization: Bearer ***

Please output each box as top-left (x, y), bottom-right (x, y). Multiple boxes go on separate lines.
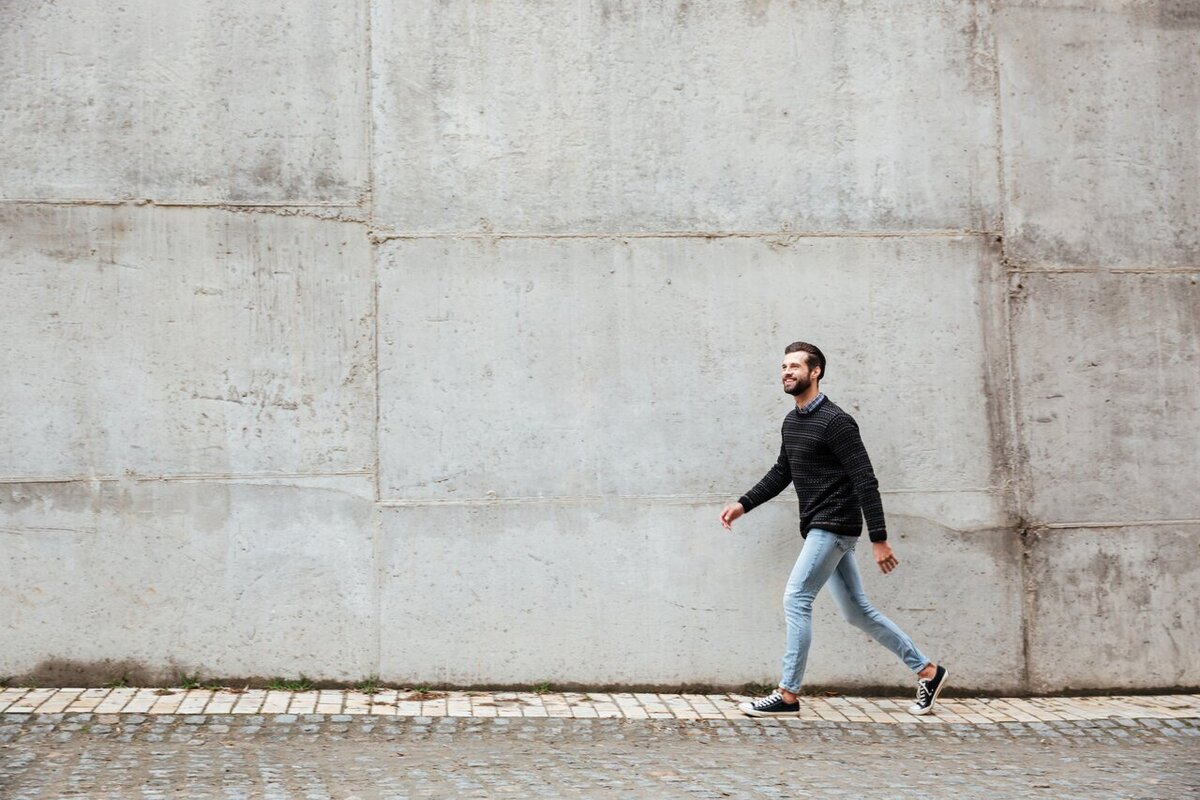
top-left (909, 669), bottom-right (950, 716)
top-left (739, 702), bottom-right (801, 718)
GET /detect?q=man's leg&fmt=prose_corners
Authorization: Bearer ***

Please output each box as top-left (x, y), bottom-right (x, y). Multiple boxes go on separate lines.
top-left (778, 529), bottom-right (850, 697)
top-left (827, 544), bottom-right (931, 672)
top-left (740, 529), bottom-right (848, 717)
top-left (827, 545), bottom-right (949, 713)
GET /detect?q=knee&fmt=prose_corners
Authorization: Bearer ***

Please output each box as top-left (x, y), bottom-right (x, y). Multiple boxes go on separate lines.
top-left (837, 599), bottom-right (876, 629)
top-left (783, 587), bottom-right (815, 612)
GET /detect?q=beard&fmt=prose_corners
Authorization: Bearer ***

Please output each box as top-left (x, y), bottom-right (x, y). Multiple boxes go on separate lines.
top-left (784, 375), bottom-right (811, 396)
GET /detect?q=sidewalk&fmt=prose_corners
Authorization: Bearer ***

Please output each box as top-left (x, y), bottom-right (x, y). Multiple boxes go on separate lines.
top-left (3, 686), bottom-right (1197, 725)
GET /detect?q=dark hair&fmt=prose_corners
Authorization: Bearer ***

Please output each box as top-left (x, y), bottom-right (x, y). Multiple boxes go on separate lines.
top-left (784, 341), bottom-right (825, 381)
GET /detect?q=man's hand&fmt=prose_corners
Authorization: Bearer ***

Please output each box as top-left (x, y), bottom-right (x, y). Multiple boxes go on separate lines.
top-left (719, 502), bottom-right (745, 530)
top-left (873, 541), bottom-right (899, 574)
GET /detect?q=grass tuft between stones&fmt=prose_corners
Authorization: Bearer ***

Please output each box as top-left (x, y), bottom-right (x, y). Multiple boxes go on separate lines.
top-left (267, 675), bottom-right (316, 692)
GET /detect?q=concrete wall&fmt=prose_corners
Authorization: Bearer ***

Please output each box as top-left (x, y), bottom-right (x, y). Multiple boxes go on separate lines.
top-left (1, 0), bottom-right (1195, 692)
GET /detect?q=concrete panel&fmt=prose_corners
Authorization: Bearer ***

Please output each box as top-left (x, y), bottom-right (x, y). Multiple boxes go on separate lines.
top-left (379, 235), bottom-right (1008, 533)
top-left (0, 205), bottom-right (374, 479)
top-left (0, 476), bottom-right (378, 682)
top-left (1026, 524), bottom-right (1200, 692)
top-left (1011, 271), bottom-right (1200, 525)
top-left (0, 1), bottom-right (367, 203)
top-left (997, 2), bottom-right (1200, 266)
top-left (377, 502), bottom-right (1024, 691)
top-left (372, 0), bottom-right (1000, 233)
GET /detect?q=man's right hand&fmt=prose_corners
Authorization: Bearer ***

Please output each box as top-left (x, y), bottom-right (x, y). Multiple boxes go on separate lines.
top-left (719, 502), bottom-right (745, 530)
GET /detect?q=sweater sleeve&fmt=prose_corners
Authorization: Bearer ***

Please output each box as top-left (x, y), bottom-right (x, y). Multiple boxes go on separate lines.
top-left (826, 413), bottom-right (888, 542)
top-left (738, 442), bottom-right (792, 513)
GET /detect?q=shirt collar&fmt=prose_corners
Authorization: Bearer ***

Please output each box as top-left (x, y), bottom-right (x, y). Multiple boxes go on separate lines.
top-left (796, 392), bottom-right (827, 415)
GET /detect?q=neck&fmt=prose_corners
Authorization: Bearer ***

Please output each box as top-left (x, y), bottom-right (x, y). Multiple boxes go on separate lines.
top-left (793, 384), bottom-right (821, 408)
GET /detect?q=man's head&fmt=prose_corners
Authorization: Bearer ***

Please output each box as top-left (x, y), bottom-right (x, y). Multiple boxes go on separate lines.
top-left (781, 341), bottom-right (825, 396)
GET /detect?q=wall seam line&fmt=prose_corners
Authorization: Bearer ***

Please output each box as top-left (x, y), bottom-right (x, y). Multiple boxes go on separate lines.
top-left (0, 471), bottom-right (373, 484)
top-left (372, 489), bottom-right (1003, 508)
top-left (1041, 520), bottom-right (1200, 529)
top-left (985, 0), bottom-right (1033, 694)
top-left (0, 199), bottom-right (361, 208)
top-left (365, 0), bottom-right (384, 685)
top-left (369, 229), bottom-right (998, 242)
top-left (1007, 266), bottom-right (1200, 274)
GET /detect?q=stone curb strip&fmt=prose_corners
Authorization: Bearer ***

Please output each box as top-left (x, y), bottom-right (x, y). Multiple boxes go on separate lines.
top-left (1, 688), bottom-right (1197, 725)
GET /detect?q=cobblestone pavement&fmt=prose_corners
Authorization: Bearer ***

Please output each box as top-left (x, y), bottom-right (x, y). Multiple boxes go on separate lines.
top-left (2, 714), bottom-right (1198, 798)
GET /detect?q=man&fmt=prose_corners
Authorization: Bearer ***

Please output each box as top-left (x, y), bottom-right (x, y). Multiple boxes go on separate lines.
top-left (720, 341), bottom-right (947, 717)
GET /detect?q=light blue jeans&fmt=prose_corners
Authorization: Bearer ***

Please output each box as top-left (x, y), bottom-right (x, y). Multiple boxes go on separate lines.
top-left (780, 528), bottom-right (930, 693)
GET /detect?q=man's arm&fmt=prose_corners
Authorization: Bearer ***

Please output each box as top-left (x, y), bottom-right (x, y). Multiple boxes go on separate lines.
top-left (739, 442), bottom-right (792, 512)
top-left (721, 443), bottom-right (792, 529)
top-left (825, 413), bottom-right (887, 543)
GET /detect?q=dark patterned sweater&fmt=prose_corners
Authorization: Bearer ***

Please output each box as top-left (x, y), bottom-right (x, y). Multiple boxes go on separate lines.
top-left (738, 396), bottom-right (888, 542)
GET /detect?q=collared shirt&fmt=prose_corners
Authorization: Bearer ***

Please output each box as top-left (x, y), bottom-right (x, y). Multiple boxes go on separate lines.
top-left (796, 392), bottom-right (826, 415)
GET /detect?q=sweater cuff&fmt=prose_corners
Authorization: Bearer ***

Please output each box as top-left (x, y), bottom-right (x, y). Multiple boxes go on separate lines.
top-left (868, 530), bottom-right (887, 543)
top-left (737, 495), bottom-right (756, 513)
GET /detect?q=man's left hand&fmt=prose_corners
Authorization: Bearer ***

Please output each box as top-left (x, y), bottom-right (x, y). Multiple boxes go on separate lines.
top-left (873, 541), bottom-right (898, 574)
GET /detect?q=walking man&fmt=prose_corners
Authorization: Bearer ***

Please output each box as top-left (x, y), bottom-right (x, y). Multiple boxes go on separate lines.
top-left (720, 341), bottom-right (948, 717)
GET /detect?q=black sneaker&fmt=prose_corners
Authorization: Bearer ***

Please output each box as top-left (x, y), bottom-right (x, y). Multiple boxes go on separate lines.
top-left (909, 665), bottom-right (949, 715)
top-left (739, 691), bottom-right (800, 717)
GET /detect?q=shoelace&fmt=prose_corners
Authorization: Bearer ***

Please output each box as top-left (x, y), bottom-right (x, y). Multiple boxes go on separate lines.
top-left (915, 680), bottom-right (932, 703)
top-left (753, 692), bottom-right (783, 710)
